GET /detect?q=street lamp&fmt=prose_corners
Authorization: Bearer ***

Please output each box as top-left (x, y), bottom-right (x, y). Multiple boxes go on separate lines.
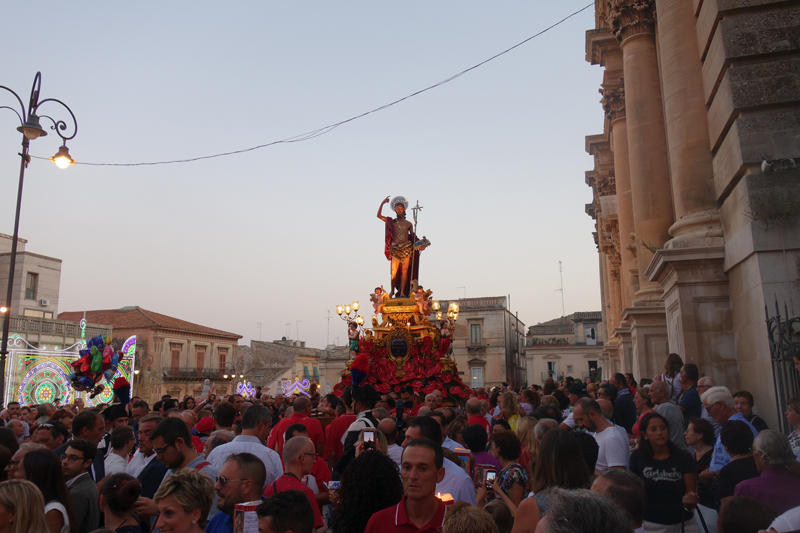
top-left (0, 72), bottom-right (77, 406)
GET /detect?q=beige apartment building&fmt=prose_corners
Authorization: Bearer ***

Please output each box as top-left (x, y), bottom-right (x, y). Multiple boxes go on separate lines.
top-left (439, 296), bottom-right (526, 389)
top-left (0, 233), bottom-right (61, 320)
top-left (524, 312), bottom-right (605, 385)
top-left (584, 0), bottom-right (800, 429)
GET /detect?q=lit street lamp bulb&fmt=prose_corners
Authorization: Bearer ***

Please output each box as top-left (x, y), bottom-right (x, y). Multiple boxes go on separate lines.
top-left (0, 307), bottom-right (7, 314)
top-left (53, 155), bottom-right (72, 169)
top-left (356, 316), bottom-right (364, 325)
top-left (336, 305), bottom-right (344, 315)
top-left (352, 301), bottom-right (359, 311)
top-left (432, 301), bottom-right (440, 311)
top-left (344, 305), bottom-right (352, 314)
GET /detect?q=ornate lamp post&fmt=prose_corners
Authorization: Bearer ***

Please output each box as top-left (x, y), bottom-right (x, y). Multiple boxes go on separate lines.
top-left (0, 72), bottom-right (78, 406)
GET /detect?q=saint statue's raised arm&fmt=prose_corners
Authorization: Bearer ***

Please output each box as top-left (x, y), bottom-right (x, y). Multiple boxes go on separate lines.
top-left (377, 196), bottom-right (429, 298)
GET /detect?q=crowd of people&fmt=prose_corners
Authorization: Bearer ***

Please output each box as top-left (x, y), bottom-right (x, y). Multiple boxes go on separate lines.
top-left (0, 351), bottom-right (798, 533)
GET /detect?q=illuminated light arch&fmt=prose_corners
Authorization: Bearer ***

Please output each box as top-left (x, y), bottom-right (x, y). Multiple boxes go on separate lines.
top-left (236, 380), bottom-right (256, 397)
top-left (282, 378), bottom-right (311, 397)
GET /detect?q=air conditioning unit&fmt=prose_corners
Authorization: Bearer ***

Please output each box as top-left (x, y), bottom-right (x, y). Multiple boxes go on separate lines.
top-left (39, 299), bottom-right (50, 307)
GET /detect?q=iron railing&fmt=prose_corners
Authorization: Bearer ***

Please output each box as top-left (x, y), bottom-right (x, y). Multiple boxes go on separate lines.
top-left (766, 300), bottom-right (800, 434)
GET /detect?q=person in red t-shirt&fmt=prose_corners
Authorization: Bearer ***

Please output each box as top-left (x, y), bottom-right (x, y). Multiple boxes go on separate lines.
top-left (465, 398), bottom-right (491, 435)
top-left (267, 397), bottom-right (324, 456)
top-left (324, 387), bottom-right (357, 470)
top-left (284, 423), bottom-right (331, 486)
top-left (400, 386), bottom-right (422, 417)
top-left (364, 439), bottom-right (447, 533)
top-left (263, 436), bottom-right (324, 530)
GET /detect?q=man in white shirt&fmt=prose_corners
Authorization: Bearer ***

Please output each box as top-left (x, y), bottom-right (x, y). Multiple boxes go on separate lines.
top-left (379, 418), bottom-right (403, 468)
top-left (597, 399), bottom-right (630, 445)
top-left (104, 425), bottom-right (135, 476)
top-left (124, 414), bottom-right (160, 478)
top-left (573, 398), bottom-right (629, 475)
top-left (206, 404), bottom-right (282, 488)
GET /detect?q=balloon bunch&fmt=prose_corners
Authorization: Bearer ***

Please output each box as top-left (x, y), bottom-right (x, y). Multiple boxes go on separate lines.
top-left (68, 335), bottom-right (122, 398)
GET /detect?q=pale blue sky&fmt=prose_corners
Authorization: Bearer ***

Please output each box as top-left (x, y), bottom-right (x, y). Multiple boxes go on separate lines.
top-left (0, 2), bottom-right (604, 349)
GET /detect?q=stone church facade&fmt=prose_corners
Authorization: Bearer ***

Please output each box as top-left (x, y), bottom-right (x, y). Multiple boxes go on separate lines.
top-left (585, 0), bottom-right (800, 428)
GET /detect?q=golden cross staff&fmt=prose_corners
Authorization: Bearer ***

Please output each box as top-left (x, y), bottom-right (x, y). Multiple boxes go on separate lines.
top-left (410, 200), bottom-right (423, 288)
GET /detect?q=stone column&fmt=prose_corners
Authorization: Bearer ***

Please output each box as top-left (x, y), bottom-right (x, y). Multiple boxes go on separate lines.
top-left (655, 0), bottom-right (723, 248)
top-left (601, 81), bottom-right (638, 308)
top-left (609, 0), bottom-right (675, 303)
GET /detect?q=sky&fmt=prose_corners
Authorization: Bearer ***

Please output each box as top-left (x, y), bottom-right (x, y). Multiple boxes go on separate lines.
top-left (0, 2), bottom-right (605, 350)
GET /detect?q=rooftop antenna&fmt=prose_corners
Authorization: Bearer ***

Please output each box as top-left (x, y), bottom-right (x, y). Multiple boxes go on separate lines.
top-left (296, 320), bottom-right (303, 341)
top-left (326, 310), bottom-right (330, 347)
top-left (556, 261), bottom-right (565, 317)
top-left (256, 322), bottom-right (262, 341)
top-left (285, 323), bottom-right (291, 339)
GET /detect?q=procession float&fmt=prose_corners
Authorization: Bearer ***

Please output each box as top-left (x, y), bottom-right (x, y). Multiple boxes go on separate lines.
top-left (333, 196), bottom-right (470, 405)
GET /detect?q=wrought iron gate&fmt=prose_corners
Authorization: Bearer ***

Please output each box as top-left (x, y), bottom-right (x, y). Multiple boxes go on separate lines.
top-left (766, 301), bottom-right (800, 434)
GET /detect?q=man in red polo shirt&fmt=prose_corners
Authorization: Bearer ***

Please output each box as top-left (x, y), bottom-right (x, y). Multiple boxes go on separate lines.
top-left (263, 436), bottom-right (324, 531)
top-left (267, 397), bottom-right (324, 456)
top-left (324, 387), bottom-right (356, 470)
top-left (465, 399), bottom-right (491, 434)
top-left (364, 438), bottom-right (446, 533)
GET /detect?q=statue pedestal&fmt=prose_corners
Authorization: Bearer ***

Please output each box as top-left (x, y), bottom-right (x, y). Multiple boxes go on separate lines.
top-left (337, 296), bottom-right (470, 404)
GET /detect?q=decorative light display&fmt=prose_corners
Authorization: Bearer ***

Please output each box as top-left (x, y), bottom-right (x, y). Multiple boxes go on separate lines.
top-left (8, 336), bottom-right (135, 407)
top-left (282, 378), bottom-right (311, 397)
top-left (79, 319), bottom-right (87, 339)
top-left (236, 380), bottom-right (256, 398)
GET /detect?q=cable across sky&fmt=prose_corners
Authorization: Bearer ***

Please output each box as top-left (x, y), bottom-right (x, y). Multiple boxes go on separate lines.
top-left (40, 3), bottom-right (593, 168)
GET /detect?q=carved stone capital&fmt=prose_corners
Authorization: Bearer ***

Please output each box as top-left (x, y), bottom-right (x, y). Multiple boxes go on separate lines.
top-left (600, 80), bottom-right (626, 122)
top-left (607, 0), bottom-right (656, 42)
top-left (596, 170), bottom-right (617, 197)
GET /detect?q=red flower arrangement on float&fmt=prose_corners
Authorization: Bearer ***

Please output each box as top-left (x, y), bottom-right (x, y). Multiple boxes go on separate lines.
top-left (334, 335), bottom-right (470, 404)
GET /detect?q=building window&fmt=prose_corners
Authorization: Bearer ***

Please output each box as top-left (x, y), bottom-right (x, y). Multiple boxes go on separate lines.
top-left (470, 324), bottom-right (482, 345)
top-left (195, 346), bottom-right (206, 375)
top-left (22, 309), bottom-right (53, 319)
top-left (219, 348), bottom-right (228, 371)
top-left (471, 367), bottom-right (484, 388)
top-left (567, 365), bottom-right (573, 373)
top-left (303, 365), bottom-right (311, 379)
top-left (25, 273), bottom-right (38, 300)
top-left (170, 344), bottom-right (181, 375)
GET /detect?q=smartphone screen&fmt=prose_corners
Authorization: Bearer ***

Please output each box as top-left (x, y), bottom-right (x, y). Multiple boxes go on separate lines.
top-left (363, 429), bottom-right (376, 451)
top-left (485, 470), bottom-right (497, 489)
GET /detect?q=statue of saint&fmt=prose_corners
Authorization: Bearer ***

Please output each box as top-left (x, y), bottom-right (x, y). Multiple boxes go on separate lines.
top-left (378, 196), bottom-right (429, 298)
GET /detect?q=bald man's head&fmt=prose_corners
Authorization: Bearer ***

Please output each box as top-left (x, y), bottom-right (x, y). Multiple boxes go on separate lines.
top-left (282, 436), bottom-right (314, 466)
top-left (466, 398), bottom-right (481, 415)
top-left (378, 418), bottom-right (398, 441)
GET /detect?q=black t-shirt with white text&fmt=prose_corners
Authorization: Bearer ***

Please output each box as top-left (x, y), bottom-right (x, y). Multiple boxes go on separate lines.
top-left (630, 448), bottom-right (697, 524)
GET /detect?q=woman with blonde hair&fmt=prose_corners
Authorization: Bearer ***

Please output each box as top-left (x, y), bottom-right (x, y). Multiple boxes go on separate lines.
top-left (444, 501), bottom-right (498, 533)
top-left (515, 417), bottom-right (538, 487)
top-left (153, 469), bottom-right (214, 533)
top-left (499, 392), bottom-right (524, 432)
top-left (539, 395), bottom-right (559, 408)
top-left (0, 479), bottom-right (50, 533)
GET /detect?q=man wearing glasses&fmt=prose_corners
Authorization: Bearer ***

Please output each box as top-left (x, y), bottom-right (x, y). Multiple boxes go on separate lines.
top-left (206, 453), bottom-right (267, 533)
top-left (61, 438), bottom-right (100, 533)
top-left (134, 417), bottom-right (221, 522)
top-left (263, 436), bottom-right (325, 532)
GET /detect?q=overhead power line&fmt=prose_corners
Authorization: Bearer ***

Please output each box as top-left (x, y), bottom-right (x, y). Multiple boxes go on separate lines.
top-left (34, 3), bottom-right (593, 168)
